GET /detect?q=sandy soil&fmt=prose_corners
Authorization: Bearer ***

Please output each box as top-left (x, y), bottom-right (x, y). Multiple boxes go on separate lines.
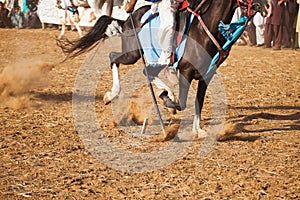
top-left (0, 28), bottom-right (299, 199)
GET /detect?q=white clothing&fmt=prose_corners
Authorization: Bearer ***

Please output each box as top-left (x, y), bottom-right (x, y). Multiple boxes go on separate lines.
top-left (157, 0), bottom-right (177, 65)
top-left (2, 0), bottom-right (14, 11)
top-left (58, 0), bottom-right (72, 10)
top-left (231, 7), bottom-right (242, 23)
top-left (253, 12), bottom-right (266, 45)
top-left (297, 0), bottom-right (300, 46)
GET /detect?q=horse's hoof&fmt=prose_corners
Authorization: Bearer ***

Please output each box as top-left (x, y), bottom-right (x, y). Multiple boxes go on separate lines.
top-left (197, 129), bottom-right (208, 139)
top-left (103, 92), bottom-right (112, 105)
top-left (57, 35), bottom-right (63, 40)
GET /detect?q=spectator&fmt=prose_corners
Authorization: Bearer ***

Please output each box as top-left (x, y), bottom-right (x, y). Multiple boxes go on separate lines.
top-left (232, 7), bottom-right (252, 46)
top-left (264, 0), bottom-right (285, 50)
top-left (247, 19), bottom-right (258, 46)
top-left (2, 0), bottom-right (15, 11)
top-left (25, 0), bottom-right (41, 28)
top-left (296, 0), bottom-right (300, 48)
top-left (282, 1), bottom-right (293, 48)
top-left (289, 0), bottom-right (299, 49)
top-left (253, 12), bottom-right (266, 47)
top-left (9, 5), bottom-right (25, 28)
top-left (0, 2), bottom-right (10, 27)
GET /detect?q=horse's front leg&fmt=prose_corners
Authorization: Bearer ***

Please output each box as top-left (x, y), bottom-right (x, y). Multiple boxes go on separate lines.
top-left (177, 69), bottom-right (194, 111)
top-left (177, 69), bottom-right (207, 138)
top-left (103, 63), bottom-right (120, 104)
top-left (193, 77), bottom-right (212, 138)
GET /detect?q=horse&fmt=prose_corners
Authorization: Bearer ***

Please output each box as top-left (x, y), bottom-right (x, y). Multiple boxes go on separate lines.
top-left (56, 0), bottom-right (114, 39)
top-left (61, 0), bottom-right (271, 137)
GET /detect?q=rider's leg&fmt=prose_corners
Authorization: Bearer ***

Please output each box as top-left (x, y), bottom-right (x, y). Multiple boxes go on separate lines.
top-left (145, 65), bottom-right (180, 110)
top-left (157, 0), bottom-right (176, 65)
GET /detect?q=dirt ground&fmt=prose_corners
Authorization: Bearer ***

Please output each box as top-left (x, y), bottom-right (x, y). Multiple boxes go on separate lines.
top-left (0, 28), bottom-right (299, 199)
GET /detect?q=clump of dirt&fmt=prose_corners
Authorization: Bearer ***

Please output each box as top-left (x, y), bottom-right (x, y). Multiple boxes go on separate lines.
top-left (0, 59), bottom-right (53, 109)
top-left (150, 123), bottom-right (180, 142)
top-left (128, 100), bottom-right (152, 125)
top-left (219, 122), bottom-right (244, 139)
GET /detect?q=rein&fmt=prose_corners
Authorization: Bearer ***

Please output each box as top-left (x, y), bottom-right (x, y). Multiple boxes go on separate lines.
top-left (186, 0), bottom-right (256, 68)
top-left (186, 0), bottom-right (223, 52)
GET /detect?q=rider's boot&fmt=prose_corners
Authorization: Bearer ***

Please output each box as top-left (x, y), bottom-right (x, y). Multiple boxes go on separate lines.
top-left (159, 90), bottom-right (181, 111)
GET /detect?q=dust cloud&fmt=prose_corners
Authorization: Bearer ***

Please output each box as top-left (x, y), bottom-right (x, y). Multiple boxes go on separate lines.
top-left (0, 59), bottom-right (53, 109)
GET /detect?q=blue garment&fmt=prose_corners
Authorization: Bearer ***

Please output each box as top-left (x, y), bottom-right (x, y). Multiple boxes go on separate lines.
top-left (139, 10), bottom-right (247, 79)
top-left (22, 0), bottom-right (28, 14)
top-left (138, 9), bottom-right (194, 68)
top-left (218, 16), bottom-right (247, 42)
top-left (203, 16), bottom-right (247, 79)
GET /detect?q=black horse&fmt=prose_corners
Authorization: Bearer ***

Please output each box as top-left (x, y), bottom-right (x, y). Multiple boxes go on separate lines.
top-left (61, 0), bottom-right (271, 136)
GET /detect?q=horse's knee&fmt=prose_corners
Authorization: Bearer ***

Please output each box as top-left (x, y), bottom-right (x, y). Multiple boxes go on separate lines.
top-left (109, 52), bottom-right (120, 64)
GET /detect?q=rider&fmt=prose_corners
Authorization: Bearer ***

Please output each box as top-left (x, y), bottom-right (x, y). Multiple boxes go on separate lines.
top-left (126, 0), bottom-right (181, 110)
top-left (125, 0), bottom-right (179, 66)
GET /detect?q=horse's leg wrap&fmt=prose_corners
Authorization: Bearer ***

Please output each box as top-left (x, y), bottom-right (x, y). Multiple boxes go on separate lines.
top-left (192, 78), bottom-right (211, 138)
top-left (103, 63), bottom-right (120, 104)
top-left (192, 114), bottom-right (207, 138)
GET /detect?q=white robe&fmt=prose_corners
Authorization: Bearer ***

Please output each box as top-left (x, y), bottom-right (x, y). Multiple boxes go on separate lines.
top-left (297, 0), bottom-right (300, 46)
top-left (253, 12), bottom-right (266, 45)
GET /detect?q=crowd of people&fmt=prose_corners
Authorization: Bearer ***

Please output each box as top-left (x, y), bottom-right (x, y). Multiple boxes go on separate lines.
top-left (0, 0), bottom-right (300, 50)
top-left (232, 0), bottom-right (300, 50)
top-left (0, 0), bottom-right (41, 29)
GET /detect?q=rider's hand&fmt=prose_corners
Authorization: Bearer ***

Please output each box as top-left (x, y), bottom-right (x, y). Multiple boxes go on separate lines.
top-left (125, 0), bottom-right (138, 13)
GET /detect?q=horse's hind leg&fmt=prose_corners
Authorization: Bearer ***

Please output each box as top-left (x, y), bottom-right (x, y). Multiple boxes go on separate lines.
top-left (103, 50), bottom-right (141, 104)
top-left (103, 62), bottom-right (120, 104)
top-left (103, 16), bottom-right (144, 104)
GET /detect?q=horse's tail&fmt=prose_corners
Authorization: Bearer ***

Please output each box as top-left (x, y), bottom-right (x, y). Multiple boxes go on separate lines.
top-left (57, 15), bottom-right (125, 59)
